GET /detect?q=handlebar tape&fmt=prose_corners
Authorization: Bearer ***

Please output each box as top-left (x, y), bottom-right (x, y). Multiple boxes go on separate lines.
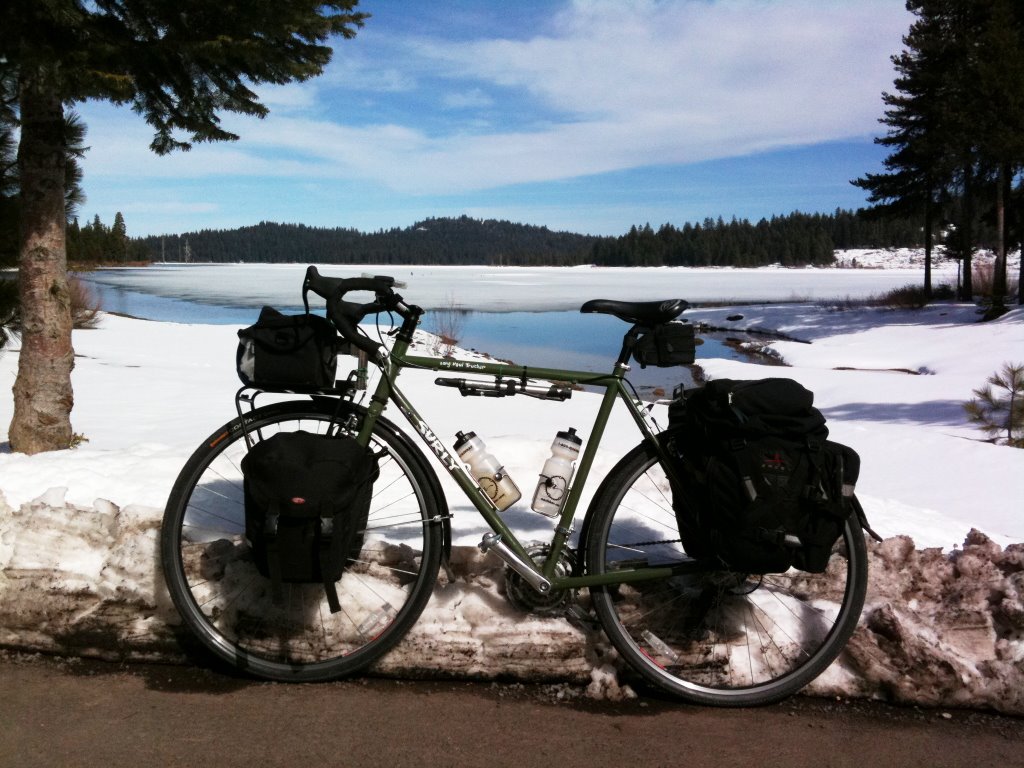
top-left (303, 266), bottom-right (392, 358)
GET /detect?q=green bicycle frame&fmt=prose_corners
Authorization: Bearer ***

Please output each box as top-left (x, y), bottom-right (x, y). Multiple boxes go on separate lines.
top-left (350, 327), bottom-right (696, 593)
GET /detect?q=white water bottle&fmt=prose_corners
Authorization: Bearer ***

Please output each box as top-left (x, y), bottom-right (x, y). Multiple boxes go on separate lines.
top-left (531, 428), bottom-right (582, 517)
top-left (454, 431), bottom-right (522, 511)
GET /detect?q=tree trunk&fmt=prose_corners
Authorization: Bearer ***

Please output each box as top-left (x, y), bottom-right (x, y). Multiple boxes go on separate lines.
top-left (923, 188), bottom-right (933, 299)
top-left (960, 162), bottom-right (975, 300)
top-left (1019, 175), bottom-right (1024, 305)
top-left (9, 65), bottom-right (74, 454)
top-left (992, 163), bottom-right (1008, 313)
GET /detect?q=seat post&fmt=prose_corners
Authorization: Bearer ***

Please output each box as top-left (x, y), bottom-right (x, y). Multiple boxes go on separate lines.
top-left (617, 324), bottom-right (643, 368)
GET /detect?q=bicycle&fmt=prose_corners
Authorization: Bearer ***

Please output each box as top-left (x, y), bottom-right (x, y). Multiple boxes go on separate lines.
top-left (161, 267), bottom-right (868, 707)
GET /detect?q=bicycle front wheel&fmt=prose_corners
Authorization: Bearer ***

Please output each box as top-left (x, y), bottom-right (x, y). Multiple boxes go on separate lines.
top-left (161, 399), bottom-right (443, 682)
top-left (584, 441), bottom-right (867, 707)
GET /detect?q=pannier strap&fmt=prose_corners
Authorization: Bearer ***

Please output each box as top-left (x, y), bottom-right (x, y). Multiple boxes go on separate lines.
top-left (319, 539), bottom-right (342, 614)
top-left (263, 506), bottom-right (344, 613)
top-left (580, 298), bottom-right (688, 325)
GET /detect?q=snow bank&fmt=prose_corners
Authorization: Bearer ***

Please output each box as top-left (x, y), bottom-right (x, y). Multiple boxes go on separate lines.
top-left (2, 266), bottom-right (1024, 710)
top-left (2, 491), bottom-right (1021, 712)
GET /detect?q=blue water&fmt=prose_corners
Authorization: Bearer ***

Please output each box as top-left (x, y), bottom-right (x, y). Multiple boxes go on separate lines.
top-left (80, 279), bottom-right (270, 325)
top-left (77, 273), bottom-right (749, 394)
top-left (448, 310), bottom-right (738, 393)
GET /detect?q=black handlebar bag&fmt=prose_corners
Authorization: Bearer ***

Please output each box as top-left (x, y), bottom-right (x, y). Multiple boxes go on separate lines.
top-left (236, 306), bottom-right (340, 390)
top-left (241, 430), bottom-right (379, 613)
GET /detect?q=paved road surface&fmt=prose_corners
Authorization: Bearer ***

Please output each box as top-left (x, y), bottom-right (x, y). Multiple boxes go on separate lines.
top-left (1, 654), bottom-right (1021, 768)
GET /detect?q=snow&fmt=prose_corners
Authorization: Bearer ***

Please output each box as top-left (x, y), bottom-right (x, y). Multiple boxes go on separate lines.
top-left (1, 257), bottom-right (1023, 708)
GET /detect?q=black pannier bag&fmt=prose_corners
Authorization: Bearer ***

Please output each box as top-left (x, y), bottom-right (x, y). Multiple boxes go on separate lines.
top-left (237, 306), bottom-right (341, 390)
top-left (666, 378), bottom-right (863, 573)
top-left (632, 322), bottom-right (697, 368)
top-left (240, 430), bottom-right (379, 612)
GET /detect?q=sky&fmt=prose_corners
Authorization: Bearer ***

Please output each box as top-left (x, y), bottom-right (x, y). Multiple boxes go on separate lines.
top-left (73, 0), bottom-right (914, 238)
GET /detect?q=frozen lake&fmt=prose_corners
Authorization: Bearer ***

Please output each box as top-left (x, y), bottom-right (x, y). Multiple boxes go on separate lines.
top-left (76, 262), bottom-right (944, 314)
top-left (73, 261), bottom-right (943, 394)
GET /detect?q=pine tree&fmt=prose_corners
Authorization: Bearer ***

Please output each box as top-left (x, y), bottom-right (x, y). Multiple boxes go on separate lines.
top-left (853, 0), bottom-right (962, 298)
top-left (856, 0), bottom-right (1024, 304)
top-left (0, 0), bottom-right (366, 453)
top-left (110, 211), bottom-right (128, 262)
top-left (971, 0), bottom-right (1024, 311)
top-left (964, 362), bottom-right (1024, 446)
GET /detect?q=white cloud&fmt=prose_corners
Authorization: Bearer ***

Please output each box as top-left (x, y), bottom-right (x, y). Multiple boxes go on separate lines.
top-left (429, 0), bottom-right (906, 139)
top-left (78, 1), bottom-right (911, 196)
top-left (442, 88), bottom-right (494, 110)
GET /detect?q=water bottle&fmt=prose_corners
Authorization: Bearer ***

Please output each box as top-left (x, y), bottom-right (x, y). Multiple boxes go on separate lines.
top-left (531, 428), bottom-right (582, 517)
top-left (358, 602), bottom-right (396, 636)
top-left (454, 431), bottom-right (522, 511)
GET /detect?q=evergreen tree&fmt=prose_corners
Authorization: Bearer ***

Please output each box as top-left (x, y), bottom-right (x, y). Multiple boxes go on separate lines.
top-left (854, 0), bottom-right (963, 297)
top-left (964, 362), bottom-right (1024, 446)
top-left (0, 0), bottom-right (366, 453)
top-left (971, 0), bottom-right (1024, 310)
top-left (110, 211), bottom-right (128, 262)
top-left (856, 0), bottom-right (1024, 304)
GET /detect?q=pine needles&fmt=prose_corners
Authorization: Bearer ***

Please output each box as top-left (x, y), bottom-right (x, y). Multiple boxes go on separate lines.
top-left (964, 363), bottom-right (1024, 447)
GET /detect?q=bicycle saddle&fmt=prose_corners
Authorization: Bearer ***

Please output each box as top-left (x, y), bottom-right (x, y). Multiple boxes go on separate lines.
top-left (580, 298), bottom-right (688, 325)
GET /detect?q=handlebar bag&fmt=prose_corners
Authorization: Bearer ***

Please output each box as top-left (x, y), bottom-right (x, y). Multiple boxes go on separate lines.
top-left (665, 378), bottom-right (860, 574)
top-left (237, 306), bottom-right (339, 390)
top-left (632, 322), bottom-right (697, 368)
top-left (240, 430), bottom-right (379, 613)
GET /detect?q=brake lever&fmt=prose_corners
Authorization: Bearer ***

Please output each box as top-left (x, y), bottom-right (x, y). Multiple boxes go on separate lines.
top-left (360, 272), bottom-right (408, 290)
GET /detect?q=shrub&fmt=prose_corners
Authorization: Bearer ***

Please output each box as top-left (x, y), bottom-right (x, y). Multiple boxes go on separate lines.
top-left (972, 260), bottom-right (1020, 302)
top-left (876, 283), bottom-right (930, 309)
top-left (427, 294), bottom-right (468, 357)
top-left (69, 276), bottom-right (103, 329)
top-left (0, 277), bottom-right (16, 350)
top-left (964, 362), bottom-right (1024, 448)
top-left (0, 275), bottom-right (102, 350)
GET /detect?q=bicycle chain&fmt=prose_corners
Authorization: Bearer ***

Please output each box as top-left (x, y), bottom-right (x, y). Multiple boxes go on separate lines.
top-left (623, 538), bottom-right (682, 547)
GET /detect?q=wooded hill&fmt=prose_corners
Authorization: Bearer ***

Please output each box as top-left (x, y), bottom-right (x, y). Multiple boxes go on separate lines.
top-left (131, 210), bottom-right (926, 268)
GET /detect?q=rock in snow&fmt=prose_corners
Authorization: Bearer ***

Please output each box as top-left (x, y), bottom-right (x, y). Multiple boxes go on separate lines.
top-left (1, 489), bottom-right (1022, 713)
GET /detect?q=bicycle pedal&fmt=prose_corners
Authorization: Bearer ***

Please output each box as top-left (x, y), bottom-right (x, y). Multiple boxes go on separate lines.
top-left (564, 603), bottom-right (600, 631)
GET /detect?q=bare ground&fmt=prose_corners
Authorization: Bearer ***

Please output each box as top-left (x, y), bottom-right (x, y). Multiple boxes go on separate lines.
top-left (1, 652), bottom-right (1022, 768)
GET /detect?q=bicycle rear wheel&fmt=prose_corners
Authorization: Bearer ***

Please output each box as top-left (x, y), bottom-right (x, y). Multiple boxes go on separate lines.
top-left (583, 441), bottom-right (867, 706)
top-left (161, 399), bottom-right (443, 682)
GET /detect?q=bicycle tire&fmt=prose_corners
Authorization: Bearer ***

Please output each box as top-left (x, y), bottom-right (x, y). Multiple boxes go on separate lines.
top-left (161, 399), bottom-right (443, 682)
top-left (583, 440), bottom-right (868, 707)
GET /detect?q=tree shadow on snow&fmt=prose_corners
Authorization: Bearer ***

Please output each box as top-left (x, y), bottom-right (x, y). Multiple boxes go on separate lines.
top-left (822, 399), bottom-right (968, 428)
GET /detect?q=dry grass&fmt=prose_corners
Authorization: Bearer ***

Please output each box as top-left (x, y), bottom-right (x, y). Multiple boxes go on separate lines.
top-left (819, 282), bottom-right (956, 312)
top-left (68, 276), bottom-right (103, 329)
top-left (427, 294), bottom-right (468, 357)
top-left (0, 276), bottom-right (104, 345)
top-left (972, 260), bottom-right (1020, 301)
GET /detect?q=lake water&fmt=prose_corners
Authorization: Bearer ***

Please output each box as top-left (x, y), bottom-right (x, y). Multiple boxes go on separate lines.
top-left (72, 261), bottom-right (935, 394)
top-left (74, 266), bottom-right (800, 394)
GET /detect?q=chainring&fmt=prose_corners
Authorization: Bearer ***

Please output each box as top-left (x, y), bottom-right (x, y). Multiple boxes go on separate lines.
top-left (504, 543), bottom-right (577, 615)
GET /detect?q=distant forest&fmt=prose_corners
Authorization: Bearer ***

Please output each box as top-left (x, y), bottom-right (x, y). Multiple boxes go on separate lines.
top-left (129, 210), bottom-right (927, 268)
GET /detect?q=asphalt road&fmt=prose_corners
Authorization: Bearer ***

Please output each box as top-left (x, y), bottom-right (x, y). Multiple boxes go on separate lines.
top-left (1, 653), bottom-right (1022, 768)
